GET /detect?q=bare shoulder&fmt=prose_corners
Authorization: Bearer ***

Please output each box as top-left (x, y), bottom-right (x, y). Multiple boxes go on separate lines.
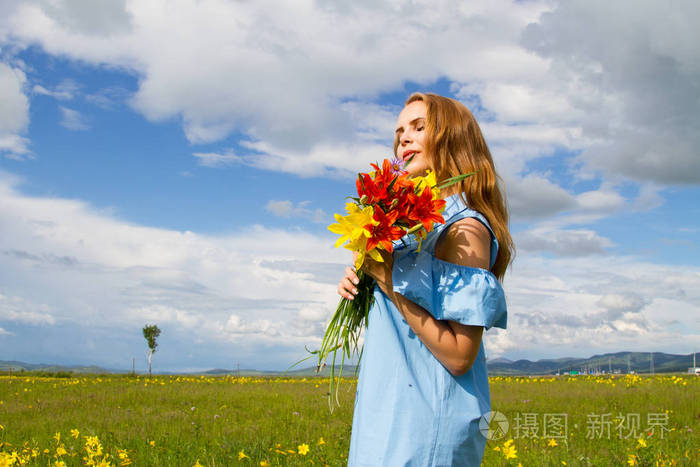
top-left (434, 217), bottom-right (491, 269)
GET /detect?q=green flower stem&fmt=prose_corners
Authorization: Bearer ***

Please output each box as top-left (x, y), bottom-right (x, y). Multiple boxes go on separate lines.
top-left (317, 270), bottom-right (375, 411)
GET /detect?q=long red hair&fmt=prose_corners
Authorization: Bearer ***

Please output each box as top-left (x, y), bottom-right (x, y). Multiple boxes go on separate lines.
top-left (395, 92), bottom-right (514, 280)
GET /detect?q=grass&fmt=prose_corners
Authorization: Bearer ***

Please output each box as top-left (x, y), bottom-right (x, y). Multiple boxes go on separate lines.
top-left (0, 373), bottom-right (697, 466)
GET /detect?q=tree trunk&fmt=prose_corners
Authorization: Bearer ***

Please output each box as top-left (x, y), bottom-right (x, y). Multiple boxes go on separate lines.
top-left (148, 350), bottom-right (153, 378)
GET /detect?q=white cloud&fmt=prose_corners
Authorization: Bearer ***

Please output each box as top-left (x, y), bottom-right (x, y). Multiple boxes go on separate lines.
top-left (515, 228), bottom-right (613, 256)
top-left (0, 61), bottom-right (30, 159)
top-left (32, 78), bottom-right (79, 100)
top-left (84, 86), bottom-right (130, 110)
top-left (2, 0), bottom-right (696, 190)
top-left (0, 292), bottom-right (55, 325)
top-left (485, 254), bottom-right (700, 359)
top-left (0, 327), bottom-right (12, 336)
top-left (520, 0), bottom-right (700, 184)
top-left (598, 293), bottom-right (646, 317)
top-left (1, 0), bottom-right (554, 174)
top-left (265, 200), bottom-right (326, 224)
top-left (32, 0), bottom-right (133, 36)
top-left (59, 106), bottom-right (89, 130)
top-left (506, 174), bottom-right (576, 220)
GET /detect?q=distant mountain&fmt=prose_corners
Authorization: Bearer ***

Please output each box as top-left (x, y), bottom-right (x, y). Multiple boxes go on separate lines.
top-left (488, 357), bottom-right (513, 365)
top-left (0, 360), bottom-right (118, 374)
top-left (486, 351), bottom-right (696, 375)
top-left (204, 364), bottom-right (359, 377)
top-left (0, 360), bottom-right (356, 377)
top-left (2, 352), bottom-right (694, 376)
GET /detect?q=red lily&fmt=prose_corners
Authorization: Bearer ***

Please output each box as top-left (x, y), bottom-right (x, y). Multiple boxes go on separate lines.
top-left (364, 206), bottom-right (405, 253)
top-left (407, 187), bottom-right (446, 233)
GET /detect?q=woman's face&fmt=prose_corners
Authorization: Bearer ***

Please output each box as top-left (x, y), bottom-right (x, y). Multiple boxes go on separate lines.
top-left (395, 100), bottom-right (429, 177)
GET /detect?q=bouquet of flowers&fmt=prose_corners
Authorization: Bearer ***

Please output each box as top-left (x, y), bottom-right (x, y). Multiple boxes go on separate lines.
top-left (309, 157), bottom-right (475, 408)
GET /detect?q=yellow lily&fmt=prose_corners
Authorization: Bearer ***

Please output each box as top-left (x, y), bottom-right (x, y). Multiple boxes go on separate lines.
top-left (344, 234), bottom-right (383, 270)
top-left (328, 203), bottom-right (376, 248)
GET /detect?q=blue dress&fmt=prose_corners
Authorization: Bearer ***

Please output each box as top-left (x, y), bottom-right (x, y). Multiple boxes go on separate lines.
top-left (348, 194), bottom-right (508, 466)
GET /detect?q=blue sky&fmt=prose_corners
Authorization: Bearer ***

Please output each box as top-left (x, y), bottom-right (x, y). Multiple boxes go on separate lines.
top-left (0, 0), bottom-right (698, 372)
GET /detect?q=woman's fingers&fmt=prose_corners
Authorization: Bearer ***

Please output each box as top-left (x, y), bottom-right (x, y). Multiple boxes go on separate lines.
top-left (345, 266), bottom-right (360, 285)
top-left (337, 267), bottom-right (360, 300)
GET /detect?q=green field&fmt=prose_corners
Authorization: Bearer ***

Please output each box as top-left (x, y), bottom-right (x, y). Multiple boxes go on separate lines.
top-left (1, 374), bottom-right (697, 466)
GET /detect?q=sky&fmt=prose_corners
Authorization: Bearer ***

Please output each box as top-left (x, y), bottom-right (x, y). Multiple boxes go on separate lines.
top-left (0, 0), bottom-right (698, 372)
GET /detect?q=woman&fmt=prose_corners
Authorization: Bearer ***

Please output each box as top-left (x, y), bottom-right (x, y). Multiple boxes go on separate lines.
top-left (338, 93), bottom-right (514, 466)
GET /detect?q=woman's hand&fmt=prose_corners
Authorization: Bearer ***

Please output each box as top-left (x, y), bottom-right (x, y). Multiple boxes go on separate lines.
top-left (360, 249), bottom-right (394, 295)
top-left (337, 264), bottom-right (360, 301)
top-left (337, 249), bottom-right (394, 300)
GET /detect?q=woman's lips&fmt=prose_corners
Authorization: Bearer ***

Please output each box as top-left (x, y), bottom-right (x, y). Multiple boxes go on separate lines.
top-left (402, 150), bottom-right (417, 161)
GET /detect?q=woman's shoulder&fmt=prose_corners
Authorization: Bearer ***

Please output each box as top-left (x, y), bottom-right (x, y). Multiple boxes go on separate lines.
top-left (434, 194), bottom-right (499, 269)
top-left (434, 216), bottom-right (492, 270)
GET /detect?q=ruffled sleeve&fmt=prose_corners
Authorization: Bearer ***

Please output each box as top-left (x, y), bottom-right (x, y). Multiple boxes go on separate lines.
top-left (392, 249), bottom-right (507, 330)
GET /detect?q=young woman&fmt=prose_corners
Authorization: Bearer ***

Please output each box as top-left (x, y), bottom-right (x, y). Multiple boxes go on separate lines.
top-left (338, 93), bottom-right (514, 466)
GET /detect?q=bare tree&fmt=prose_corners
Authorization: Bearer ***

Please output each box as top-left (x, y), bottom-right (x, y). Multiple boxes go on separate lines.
top-left (142, 324), bottom-right (161, 378)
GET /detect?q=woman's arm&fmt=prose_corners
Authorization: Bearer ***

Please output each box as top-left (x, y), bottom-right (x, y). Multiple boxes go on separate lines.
top-left (340, 217), bottom-right (492, 376)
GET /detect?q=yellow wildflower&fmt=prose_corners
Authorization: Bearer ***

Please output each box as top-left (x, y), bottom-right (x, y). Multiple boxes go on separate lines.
top-left (149, 440), bottom-right (156, 448)
top-left (193, 460), bottom-right (203, 467)
top-left (637, 437), bottom-right (647, 448)
top-left (238, 450), bottom-right (249, 460)
top-left (628, 453), bottom-right (638, 466)
top-left (0, 452), bottom-right (17, 467)
top-left (117, 449), bottom-right (131, 466)
top-left (548, 438), bottom-right (558, 447)
top-left (298, 444), bottom-right (310, 456)
top-left (56, 445), bottom-right (67, 457)
top-left (317, 437), bottom-right (326, 445)
top-left (84, 436), bottom-right (104, 458)
top-left (55, 461), bottom-right (67, 467)
top-left (260, 462), bottom-right (271, 467)
top-left (70, 429), bottom-right (80, 439)
top-left (53, 432), bottom-right (61, 444)
top-left (0, 424), bottom-right (4, 430)
top-left (501, 439), bottom-right (517, 460)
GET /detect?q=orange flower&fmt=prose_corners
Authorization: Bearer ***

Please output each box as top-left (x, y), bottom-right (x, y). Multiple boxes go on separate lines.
top-left (407, 186), bottom-right (446, 233)
top-left (365, 206), bottom-right (404, 253)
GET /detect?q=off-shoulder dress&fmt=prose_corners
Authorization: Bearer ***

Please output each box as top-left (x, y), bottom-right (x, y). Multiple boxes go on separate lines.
top-left (347, 193), bottom-right (508, 466)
